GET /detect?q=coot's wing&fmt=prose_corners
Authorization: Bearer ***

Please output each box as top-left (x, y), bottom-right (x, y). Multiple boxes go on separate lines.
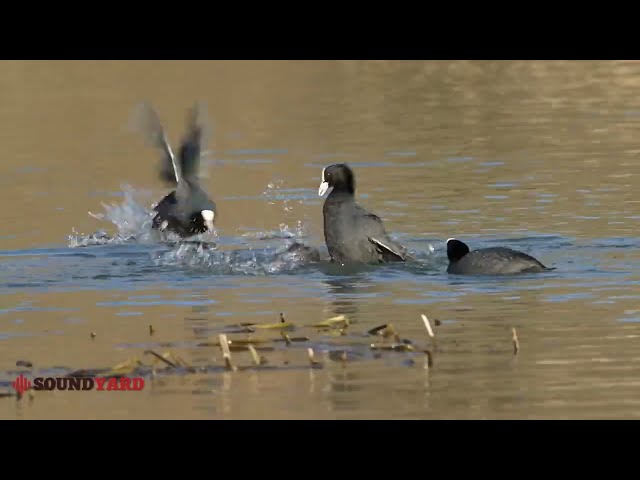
top-left (465, 247), bottom-right (550, 274)
top-left (354, 206), bottom-right (407, 261)
top-left (178, 102), bottom-right (208, 182)
top-left (490, 247), bottom-right (551, 270)
top-left (130, 102), bottom-right (179, 185)
top-left (368, 237), bottom-right (406, 260)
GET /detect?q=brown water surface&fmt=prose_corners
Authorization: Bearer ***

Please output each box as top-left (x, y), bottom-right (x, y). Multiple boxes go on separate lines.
top-left (1, 60), bottom-right (640, 419)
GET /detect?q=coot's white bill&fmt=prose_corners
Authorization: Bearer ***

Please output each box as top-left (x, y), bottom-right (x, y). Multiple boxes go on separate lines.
top-left (201, 209), bottom-right (215, 231)
top-left (318, 167), bottom-right (329, 196)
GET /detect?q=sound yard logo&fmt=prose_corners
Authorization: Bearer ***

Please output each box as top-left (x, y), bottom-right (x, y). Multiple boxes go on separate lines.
top-left (12, 374), bottom-right (145, 395)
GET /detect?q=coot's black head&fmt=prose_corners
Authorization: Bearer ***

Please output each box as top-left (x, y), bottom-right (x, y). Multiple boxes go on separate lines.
top-left (446, 238), bottom-right (470, 263)
top-left (318, 164), bottom-right (355, 197)
top-left (188, 208), bottom-right (216, 234)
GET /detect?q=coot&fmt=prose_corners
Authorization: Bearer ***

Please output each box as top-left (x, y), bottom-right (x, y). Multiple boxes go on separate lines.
top-left (134, 102), bottom-right (217, 238)
top-left (446, 238), bottom-right (554, 275)
top-left (318, 163), bottom-right (407, 265)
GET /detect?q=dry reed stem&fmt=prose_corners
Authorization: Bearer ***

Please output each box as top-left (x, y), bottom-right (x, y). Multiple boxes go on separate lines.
top-left (219, 334), bottom-right (237, 371)
top-left (421, 314), bottom-right (435, 338)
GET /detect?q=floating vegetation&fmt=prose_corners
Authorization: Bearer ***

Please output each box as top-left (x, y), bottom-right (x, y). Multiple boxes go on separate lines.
top-left (107, 358), bottom-right (145, 376)
top-left (144, 350), bottom-right (177, 368)
top-left (367, 323), bottom-right (402, 343)
top-left (247, 313), bottom-right (295, 331)
top-left (311, 314), bottom-right (350, 329)
top-left (252, 322), bottom-right (294, 330)
top-left (0, 310), bottom-right (521, 401)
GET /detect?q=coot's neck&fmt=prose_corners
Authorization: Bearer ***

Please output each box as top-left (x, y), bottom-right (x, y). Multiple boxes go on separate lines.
top-left (327, 184), bottom-right (355, 203)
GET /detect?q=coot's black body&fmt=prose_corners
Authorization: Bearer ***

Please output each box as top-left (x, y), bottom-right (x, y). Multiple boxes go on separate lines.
top-left (446, 238), bottom-right (554, 275)
top-left (134, 101), bottom-right (217, 238)
top-left (318, 164), bottom-right (407, 265)
top-left (152, 185), bottom-right (216, 237)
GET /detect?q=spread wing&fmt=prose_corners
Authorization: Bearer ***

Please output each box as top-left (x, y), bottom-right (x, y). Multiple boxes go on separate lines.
top-left (130, 102), bottom-right (180, 185)
top-left (178, 101), bottom-right (209, 182)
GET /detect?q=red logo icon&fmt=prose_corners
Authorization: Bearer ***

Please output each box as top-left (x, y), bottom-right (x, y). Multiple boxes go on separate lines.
top-left (12, 374), bottom-right (32, 395)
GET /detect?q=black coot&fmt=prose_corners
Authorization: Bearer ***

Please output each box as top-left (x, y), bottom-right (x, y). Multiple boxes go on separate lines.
top-left (318, 163), bottom-right (408, 265)
top-left (133, 102), bottom-right (217, 238)
top-left (446, 238), bottom-right (554, 275)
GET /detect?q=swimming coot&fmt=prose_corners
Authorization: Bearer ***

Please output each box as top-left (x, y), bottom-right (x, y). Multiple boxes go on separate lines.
top-left (446, 238), bottom-right (554, 275)
top-left (318, 163), bottom-right (407, 265)
top-left (134, 101), bottom-right (217, 238)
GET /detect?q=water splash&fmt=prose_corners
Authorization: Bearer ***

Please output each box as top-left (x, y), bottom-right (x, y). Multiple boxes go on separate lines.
top-left (64, 183), bottom-right (439, 277)
top-left (68, 186), bottom-right (158, 247)
top-left (153, 241), bottom-right (322, 275)
top-left (256, 179), bottom-right (310, 240)
top-left (68, 185), bottom-right (220, 248)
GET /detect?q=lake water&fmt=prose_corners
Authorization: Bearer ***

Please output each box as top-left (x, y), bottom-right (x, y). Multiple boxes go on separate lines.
top-left (1, 60), bottom-right (640, 419)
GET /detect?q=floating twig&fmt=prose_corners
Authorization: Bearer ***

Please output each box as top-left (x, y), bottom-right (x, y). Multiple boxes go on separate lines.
top-left (307, 348), bottom-right (322, 367)
top-left (367, 324), bottom-right (389, 336)
top-left (16, 360), bottom-right (33, 368)
top-left (144, 350), bottom-right (177, 368)
top-left (248, 345), bottom-right (261, 366)
top-left (424, 350), bottom-right (433, 369)
top-left (512, 328), bottom-right (520, 355)
top-left (421, 314), bottom-right (435, 338)
top-left (171, 353), bottom-right (193, 370)
top-left (367, 323), bottom-right (399, 341)
top-left (219, 334), bottom-right (237, 371)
